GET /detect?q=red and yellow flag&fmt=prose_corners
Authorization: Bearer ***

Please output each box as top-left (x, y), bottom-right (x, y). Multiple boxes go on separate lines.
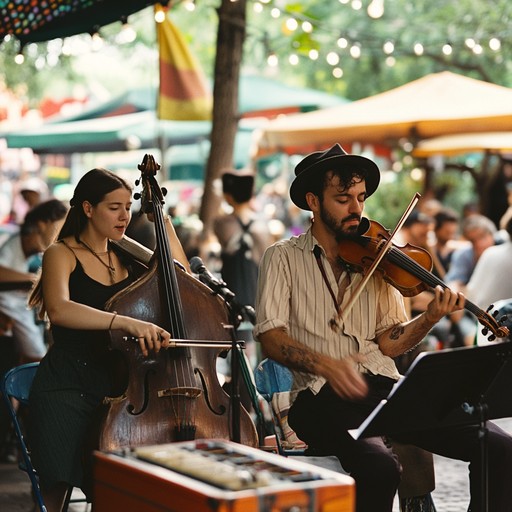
top-left (156, 8), bottom-right (212, 121)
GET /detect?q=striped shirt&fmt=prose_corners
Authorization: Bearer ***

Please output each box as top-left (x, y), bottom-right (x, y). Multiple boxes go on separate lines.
top-left (254, 227), bottom-right (406, 403)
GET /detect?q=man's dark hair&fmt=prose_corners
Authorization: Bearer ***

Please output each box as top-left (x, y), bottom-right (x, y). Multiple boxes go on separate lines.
top-left (221, 171), bottom-right (254, 204)
top-left (434, 208), bottom-right (459, 231)
top-left (21, 199), bottom-right (68, 235)
top-left (310, 169), bottom-right (367, 204)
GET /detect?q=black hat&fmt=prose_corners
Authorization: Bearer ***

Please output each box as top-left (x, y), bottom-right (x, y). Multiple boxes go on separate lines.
top-left (290, 143), bottom-right (380, 210)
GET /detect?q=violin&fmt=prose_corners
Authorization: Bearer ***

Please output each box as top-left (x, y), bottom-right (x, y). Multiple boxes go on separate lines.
top-left (337, 218), bottom-right (510, 341)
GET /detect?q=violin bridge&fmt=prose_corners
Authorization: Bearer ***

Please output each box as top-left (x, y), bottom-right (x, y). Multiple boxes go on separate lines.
top-left (158, 387), bottom-right (202, 399)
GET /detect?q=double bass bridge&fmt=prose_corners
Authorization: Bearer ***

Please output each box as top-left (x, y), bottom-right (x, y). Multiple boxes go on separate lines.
top-left (157, 386), bottom-right (202, 399)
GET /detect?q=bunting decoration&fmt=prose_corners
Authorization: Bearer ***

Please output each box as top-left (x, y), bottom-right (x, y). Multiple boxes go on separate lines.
top-left (156, 9), bottom-right (212, 121)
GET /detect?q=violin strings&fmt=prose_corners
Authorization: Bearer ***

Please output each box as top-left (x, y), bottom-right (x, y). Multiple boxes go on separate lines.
top-left (363, 239), bottom-right (501, 335)
top-left (386, 245), bottom-right (482, 317)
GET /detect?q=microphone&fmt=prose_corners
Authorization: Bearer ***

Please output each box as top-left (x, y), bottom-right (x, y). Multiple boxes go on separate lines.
top-left (189, 256), bottom-right (235, 300)
top-left (189, 256), bottom-right (256, 325)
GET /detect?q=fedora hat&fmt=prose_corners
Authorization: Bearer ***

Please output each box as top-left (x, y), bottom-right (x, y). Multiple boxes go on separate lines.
top-left (290, 143), bottom-right (380, 210)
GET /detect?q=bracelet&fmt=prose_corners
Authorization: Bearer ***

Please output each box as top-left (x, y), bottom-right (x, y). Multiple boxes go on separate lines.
top-left (108, 311), bottom-right (118, 330)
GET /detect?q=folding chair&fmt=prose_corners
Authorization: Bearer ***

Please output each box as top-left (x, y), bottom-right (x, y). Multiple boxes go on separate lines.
top-left (254, 358), bottom-right (437, 512)
top-left (254, 358), bottom-right (344, 471)
top-left (1, 363), bottom-right (87, 512)
top-left (1, 362), bottom-right (46, 511)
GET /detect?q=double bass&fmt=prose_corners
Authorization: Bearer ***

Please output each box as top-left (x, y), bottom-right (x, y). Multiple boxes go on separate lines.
top-left (96, 155), bottom-right (258, 451)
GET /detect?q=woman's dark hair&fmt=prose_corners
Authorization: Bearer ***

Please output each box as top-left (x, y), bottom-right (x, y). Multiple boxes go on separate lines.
top-left (29, 168), bottom-right (132, 317)
top-left (59, 168), bottom-right (132, 242)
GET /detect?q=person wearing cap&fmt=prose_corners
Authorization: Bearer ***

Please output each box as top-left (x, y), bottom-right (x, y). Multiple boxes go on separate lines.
top-left (254, 143), bottom-right (512, 512)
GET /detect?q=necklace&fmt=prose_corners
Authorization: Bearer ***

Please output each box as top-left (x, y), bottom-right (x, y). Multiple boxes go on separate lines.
top-left (78, 240), bottom-right (116, 284)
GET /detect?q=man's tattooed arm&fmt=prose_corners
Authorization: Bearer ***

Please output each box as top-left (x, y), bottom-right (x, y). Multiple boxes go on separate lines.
top-left (258, 328), bottom-right (322, 375)
top-left (280, 344), bottom-right (318, 374)
top-left (377, 312), bottom-right (438, 358)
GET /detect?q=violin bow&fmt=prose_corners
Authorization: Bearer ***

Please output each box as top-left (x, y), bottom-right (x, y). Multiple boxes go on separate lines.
top-left (337, 193), bottom-right (422, 324)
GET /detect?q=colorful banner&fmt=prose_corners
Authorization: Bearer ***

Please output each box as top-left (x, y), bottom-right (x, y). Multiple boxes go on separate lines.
top-left (156, 10), bottom-right (212, 121)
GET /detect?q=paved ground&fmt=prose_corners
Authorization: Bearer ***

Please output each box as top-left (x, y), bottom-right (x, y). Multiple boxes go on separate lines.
top-left (1, 417), bottom-right (511, 511)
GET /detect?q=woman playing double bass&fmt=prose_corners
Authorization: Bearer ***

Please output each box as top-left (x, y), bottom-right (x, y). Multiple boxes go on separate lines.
top-left (27, 168), bottom-right (190, 511)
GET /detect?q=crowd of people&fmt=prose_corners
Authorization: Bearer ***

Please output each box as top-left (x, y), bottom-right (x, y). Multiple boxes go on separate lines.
top-left (1, 148), bottom-right (512, 512)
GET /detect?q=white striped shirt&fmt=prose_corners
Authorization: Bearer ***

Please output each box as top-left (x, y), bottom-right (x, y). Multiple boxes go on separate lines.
top-left (254, 227), bottom-right (406, 403)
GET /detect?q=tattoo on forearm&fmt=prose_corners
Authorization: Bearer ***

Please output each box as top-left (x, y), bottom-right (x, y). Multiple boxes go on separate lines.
top-left (281, 345), bottom-right (316, 373)
top-left (389, 326), bottom-right (405, 340)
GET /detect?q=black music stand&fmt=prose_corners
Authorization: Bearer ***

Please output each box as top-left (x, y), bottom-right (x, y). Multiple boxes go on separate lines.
top-left (349, 341), bottom-right (512, 512)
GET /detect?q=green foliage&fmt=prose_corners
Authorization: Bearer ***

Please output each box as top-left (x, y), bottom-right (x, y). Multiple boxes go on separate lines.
top-left (365, 172), bottom-right (422, 228)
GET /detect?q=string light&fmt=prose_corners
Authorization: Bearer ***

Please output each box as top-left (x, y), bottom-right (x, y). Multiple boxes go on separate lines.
top-left (326, 51), bottom-right (340, 65)
top-left (442, 43), bottom-right (453, 56)
top-left (489, 38), bottom-right (501, 51)
top-left (333, 67), bottom-right (344, 78)
top-left (383, 41), bottom-right (394, 54)
top-left (267, 53), bottom-right (278, 67)
top-left (367, 0), bottom-right (385, 19)
top-left (413, 43), bottom-right (424, 55)
top-left (288, 54), bottom-right (299, 65)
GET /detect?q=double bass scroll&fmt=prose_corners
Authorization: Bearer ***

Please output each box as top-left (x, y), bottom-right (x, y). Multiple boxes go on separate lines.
top-left (96, 154), bottom-right (258, 452)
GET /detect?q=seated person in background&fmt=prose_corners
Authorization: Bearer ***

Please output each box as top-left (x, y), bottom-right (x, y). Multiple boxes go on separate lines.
top-left (431, 207), bottom-right (461, 278)
top-left (466, 215), bottom-right (512, 314)
top-left (445, 214), bottom-right (498, 345)
top-left (0, 199), bottom-right (67, 363)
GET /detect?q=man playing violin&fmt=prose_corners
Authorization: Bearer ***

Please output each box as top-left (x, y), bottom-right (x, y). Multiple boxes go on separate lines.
top-left (254, 143), bottom-right (512, 512)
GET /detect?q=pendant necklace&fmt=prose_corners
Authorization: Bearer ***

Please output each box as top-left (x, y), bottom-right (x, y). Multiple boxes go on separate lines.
top-left (79, 240), bottom-right (116, 284)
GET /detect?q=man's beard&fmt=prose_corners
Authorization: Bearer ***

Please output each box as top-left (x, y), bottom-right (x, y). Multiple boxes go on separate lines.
top-left (319, 204), bottom-right (361, 240)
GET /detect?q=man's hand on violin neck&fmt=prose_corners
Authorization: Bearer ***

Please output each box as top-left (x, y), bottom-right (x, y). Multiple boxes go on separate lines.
top-left (425, 285), bottom-right (465, 324)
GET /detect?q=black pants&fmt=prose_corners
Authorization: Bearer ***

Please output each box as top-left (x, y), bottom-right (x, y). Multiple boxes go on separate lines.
top-left (288, 375), bottom-right (512, 512)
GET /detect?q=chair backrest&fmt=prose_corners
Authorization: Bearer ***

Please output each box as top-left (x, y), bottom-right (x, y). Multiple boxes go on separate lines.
top-left (3, 362), bottom-right (39, 404)
top-left (1, 362), bottom-right (46, 512)
top-left (254, 358), bottom-right (308, 454)
top-left (254, 358), bottom-right (293, 400)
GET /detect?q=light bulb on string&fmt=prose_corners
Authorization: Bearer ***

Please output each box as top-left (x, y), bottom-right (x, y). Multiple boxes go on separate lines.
top-left (367, 0), bottom-right (384, 19)
top-left (333, 67), bottom-right (343, 78)
top-left (289, 54), bottom-right (299, 65)
top-left (337, 37), bottom-right (348, 49)
top-left (309, 49), bottom-right (319, 60)
top-left (350, 44), bottom-right (361, 58)
top-left (413, 43), bottom-right (424, 56)
top-left (383, 40), bottom-right (394, 54)
top-left (302, 21), bottom-right (313, 33)
top-left (442, 43), bottom-right (452, 56)
top-left (267, 53), bottom-right (278, 67)
top-left (326, 51), bottom-right (340, 66)
top-left (472, 43), bottom-right (483, 55)
top-left (489, 38), bottom-right (501, 51)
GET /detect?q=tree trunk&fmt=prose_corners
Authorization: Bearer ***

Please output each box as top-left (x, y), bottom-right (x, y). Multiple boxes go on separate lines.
top-left (199, 0), bottom-right (247, 239)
